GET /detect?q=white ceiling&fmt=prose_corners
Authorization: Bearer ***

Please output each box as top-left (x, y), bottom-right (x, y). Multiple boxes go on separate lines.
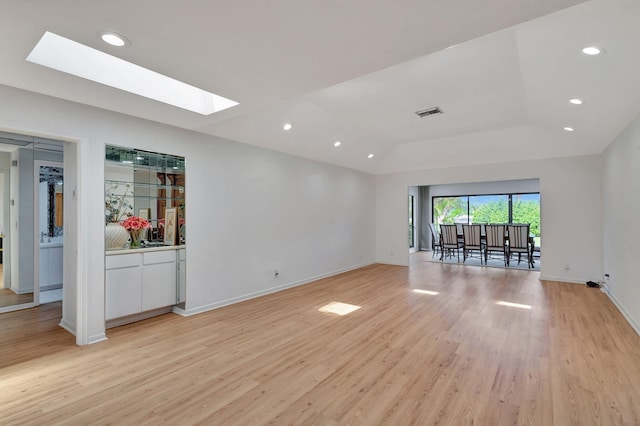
top-left (1, 0), bottom-right (638, 174)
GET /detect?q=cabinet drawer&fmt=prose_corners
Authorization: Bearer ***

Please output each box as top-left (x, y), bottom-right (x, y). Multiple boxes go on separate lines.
top-left (144, 250), bottom-right (176, 265)
top-left (106, 253), bottom-right (142, 269)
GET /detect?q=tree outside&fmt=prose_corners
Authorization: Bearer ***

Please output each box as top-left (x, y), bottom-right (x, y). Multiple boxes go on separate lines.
top-left (432, 195), bottom-right (540, 237)
top-left (433, 197), bottom-right (466, 227)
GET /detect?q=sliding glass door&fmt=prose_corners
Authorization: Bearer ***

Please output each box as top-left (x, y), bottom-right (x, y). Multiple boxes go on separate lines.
top-left (432, 192), bottom-right (540, 237)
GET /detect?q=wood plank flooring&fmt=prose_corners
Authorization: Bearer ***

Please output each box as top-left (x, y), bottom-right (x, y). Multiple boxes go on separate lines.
top-left (0, 288), bottom-right (34, 308)
top-left (1, 255), bottom-right (640, 425)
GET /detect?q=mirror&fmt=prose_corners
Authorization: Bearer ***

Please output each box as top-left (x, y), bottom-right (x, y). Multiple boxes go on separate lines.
top-left (39, 165), bottom-right (64, 240)
top-left (0, 132), bottom-right (64, 312)
top-left (105, 146), bottom-right (185, 246)
top-left (0, 139), bottom-right (35, 310)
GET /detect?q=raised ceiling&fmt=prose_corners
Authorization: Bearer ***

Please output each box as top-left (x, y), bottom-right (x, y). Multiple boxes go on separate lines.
top-left (1, 0), bottom-right (637, 174)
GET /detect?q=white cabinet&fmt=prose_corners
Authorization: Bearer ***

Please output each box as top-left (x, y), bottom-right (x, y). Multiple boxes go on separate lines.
top-left (141, 250), bottom-right (176, 311)
top-left (39, 245), bottom-right (63, 289)
top-left (49, 246), bottom-right (63, 285)
top-left (105, 265), bottom-right (142, 319)
top-left (105, 248), bottom-right (178, 321)
top-left (105, 252), bottom-right (143, 320)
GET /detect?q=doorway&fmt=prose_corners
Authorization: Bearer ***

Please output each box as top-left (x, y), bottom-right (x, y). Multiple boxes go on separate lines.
top-left (0, 132), bottom-right (65, 313)
top-left (35, 161), bottom-right (64, 304)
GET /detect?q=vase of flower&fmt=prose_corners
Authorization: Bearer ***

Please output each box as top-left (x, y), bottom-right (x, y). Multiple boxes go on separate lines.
top-left (128, 228), bottom-right (147, 248)
top-left (105, 222), bottom-right (130, 250)
top-left (122, 216), bottom-right (152, 249)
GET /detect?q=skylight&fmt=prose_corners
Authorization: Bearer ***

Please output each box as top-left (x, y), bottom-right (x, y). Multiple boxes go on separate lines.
top-left (26, 31), bottom-right (238, 115)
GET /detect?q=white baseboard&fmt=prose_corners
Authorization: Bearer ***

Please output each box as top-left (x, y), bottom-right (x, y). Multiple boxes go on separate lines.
top-left (58, 319), bottom-right (76, 336)
top-left (87, 332), bottom-right (107, 345)
top-left (176, 262), bottom-right (374, 317)
top-left (603, 289), bottom-right (640, 337)
top-left (377, 261), bottom-right (409, 267)
top-left (539, 275), bottom-right (587, 284)
top-left (11, 286), bottom-right (34, 295)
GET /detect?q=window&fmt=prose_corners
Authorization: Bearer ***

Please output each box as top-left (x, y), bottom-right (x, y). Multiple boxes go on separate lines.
top-left (432, 192), bottom-right (540, 237)
top-left (511, 193), bottom-right (540, 237)
top-left (432, 196), bottom-right (467, 227)
top-left (470, 195), bottom-right (509, 224)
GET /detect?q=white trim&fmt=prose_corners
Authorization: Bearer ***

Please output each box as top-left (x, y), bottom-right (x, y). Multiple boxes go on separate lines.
top-left (539, 275), bottom-right (589, 284)
top-left (87, 332), bottom-right (107, 345)
top-left (0, 301), bottom-right (36, 314)
top-left (378, 261), bottom-right (409, 267)
top-left (76, 139), bottom-right (90, 346)
top-left (603, 289), bottom-right (640, 337)
top-left (174, 262), bottom-right (374, 317)
top-left (59, 318), bottom-right (76, 336)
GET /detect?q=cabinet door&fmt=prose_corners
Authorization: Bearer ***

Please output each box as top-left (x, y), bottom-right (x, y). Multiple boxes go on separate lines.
top-left (105, 267), bottom-right (142, 320)
top-left (48, 246), bottom-right (64, 286)
top-left (142, 261), bottom-right (176, 311)
top-left (39, 248), bottom-right (50, 287)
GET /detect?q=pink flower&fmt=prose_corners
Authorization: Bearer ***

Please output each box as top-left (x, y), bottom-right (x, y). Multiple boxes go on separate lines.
top-left (121, 216), bottom-right (152, 230)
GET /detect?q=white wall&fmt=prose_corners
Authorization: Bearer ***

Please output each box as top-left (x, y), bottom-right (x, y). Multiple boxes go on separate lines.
top-left (602, 113), bottom-right (640, 334)
top-left (376, 155), bottom-right (603, 284)
top-left (0, 84), bottom-right (376, 344)
top-left (427, 179), bottom-right (539, 200)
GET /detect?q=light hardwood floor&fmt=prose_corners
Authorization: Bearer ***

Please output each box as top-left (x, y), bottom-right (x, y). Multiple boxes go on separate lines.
top-left (0, 288), bottom-right (34, 308)
top-left (1, 255), bottom-right (640, 425)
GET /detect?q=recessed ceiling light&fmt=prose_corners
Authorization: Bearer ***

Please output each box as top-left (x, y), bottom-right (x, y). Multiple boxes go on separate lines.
top-left (27, 31), bottom-right (238, 115)
top-left (283, 123), bottom-right (292, 131)
top-left (582, 46), bottom-right (602, 55)
top-left (367, 153), bottom-right (374, 159)
top-left (101, 32), bottom-right (128, 47)
top-left (569, 98), bottom-right (583, 105)
top-left (564, 127), bottom-right (574, 132)
top-left (334, 141), bottom-right (341, 147)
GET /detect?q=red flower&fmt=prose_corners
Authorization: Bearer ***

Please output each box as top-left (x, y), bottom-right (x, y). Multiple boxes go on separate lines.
top-left (121, 216), bottom-right (152, 230)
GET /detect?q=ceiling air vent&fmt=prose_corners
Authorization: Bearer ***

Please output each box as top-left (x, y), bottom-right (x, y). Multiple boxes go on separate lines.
top-left (415, 106), bottom-right (444, 118)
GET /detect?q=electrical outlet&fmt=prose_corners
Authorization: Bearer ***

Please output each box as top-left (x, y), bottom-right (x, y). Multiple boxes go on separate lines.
top-left (274, 269), bottom-right (279, 278)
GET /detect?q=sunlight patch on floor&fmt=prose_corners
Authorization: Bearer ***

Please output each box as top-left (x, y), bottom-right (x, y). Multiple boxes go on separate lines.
top-left (412, 289), bottom-right (439, 295)
top-left (496, 300), bottom-right (532, 309)
top-left (319, 302), bottom-right (361, 316)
